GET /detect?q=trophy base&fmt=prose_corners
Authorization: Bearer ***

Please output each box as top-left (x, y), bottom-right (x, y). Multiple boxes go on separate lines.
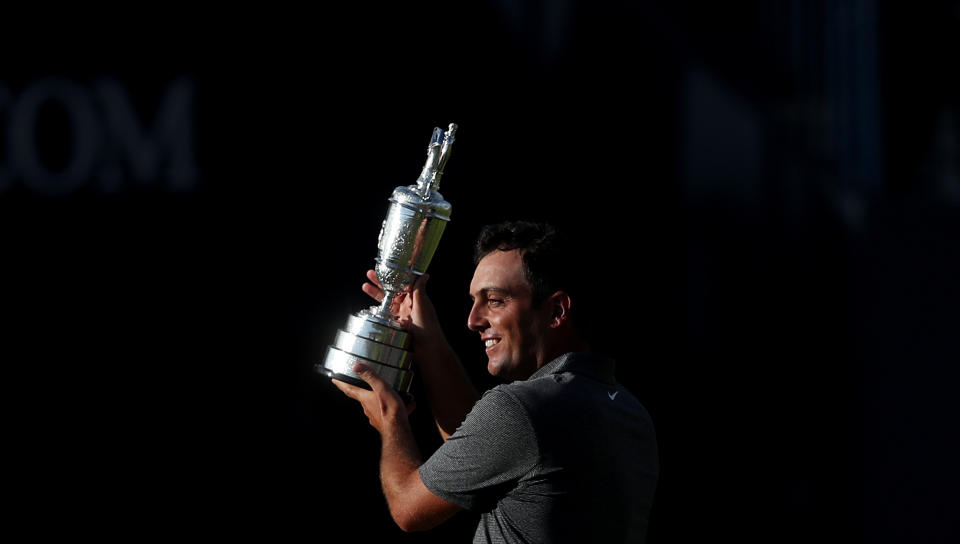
top-left (317, 309), bottom-right (415, 395)
top-left (319, 366), bottom-right (414, 403)
top-left (319, 367), bottom-right (367, 388)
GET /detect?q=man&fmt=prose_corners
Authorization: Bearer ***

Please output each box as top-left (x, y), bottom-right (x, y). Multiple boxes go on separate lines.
top-left (333, 221), bottom-right (659, 542)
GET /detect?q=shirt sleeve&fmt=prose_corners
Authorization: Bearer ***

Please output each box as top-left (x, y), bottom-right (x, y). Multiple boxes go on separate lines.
top-left (419, 386), bottom-right (539, 511)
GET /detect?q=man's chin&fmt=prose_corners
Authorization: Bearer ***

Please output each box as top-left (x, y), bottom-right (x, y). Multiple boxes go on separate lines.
top-left (486, 358), bottom-right (508, 378)
top-left (488, 359), bottom-right (527, 382)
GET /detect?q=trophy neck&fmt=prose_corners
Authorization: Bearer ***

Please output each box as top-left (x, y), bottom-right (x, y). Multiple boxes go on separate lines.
top-left (362, 298), bottom-right (404, 330)
top-left (376, 291), bottom-right (399, 319)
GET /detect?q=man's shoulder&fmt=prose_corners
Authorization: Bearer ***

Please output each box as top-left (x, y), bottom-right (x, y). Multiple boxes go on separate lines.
top-left (461, 383), bottom-right (536, 432)
top-left (494, 371), bottom-right (568, 402)
top-left (465, 379), bottom-right (564, 432)
top-left (487, 371), bottom-right (592, 425)
top-left (498, 361), bottom-right (653, 427)
top-left (507, 354), bottom-right (619, 402)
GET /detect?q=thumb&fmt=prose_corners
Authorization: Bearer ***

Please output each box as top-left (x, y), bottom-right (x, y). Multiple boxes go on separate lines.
top-left (411, 273), bottom-right (432, 307)
top-left (411, 273), bottom-right (440, 324)
top-left (413, 273), bottom-right (430, 293)
top-left (352, 362), bottom-right (386, 392)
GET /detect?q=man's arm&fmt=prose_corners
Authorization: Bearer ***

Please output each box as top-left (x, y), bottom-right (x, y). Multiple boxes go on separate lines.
top-left (363, 271), bottom-right (479, 439)
top-left (333, 363), bottom-right (462, 532)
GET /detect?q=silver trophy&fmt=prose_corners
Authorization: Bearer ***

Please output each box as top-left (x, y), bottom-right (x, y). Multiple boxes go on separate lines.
top-left (318, 123), bottom-right (457, 395)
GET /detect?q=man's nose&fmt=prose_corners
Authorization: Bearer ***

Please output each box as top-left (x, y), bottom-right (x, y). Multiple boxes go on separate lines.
top-left (467, 301), bottom-right (487, 332)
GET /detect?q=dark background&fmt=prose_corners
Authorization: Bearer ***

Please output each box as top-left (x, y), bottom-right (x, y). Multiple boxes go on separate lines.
top-left (3, 2), bottom-right (958, 541)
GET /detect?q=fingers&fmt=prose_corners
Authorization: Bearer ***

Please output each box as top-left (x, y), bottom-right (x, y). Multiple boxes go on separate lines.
top-left (333, 365), bottom-right (413, 427)
top-left (351, 362), bottom-right (387, 393)
top-left (362, 281), bottom-right (383, 302)
top-left (331, 363), bottom-right (387, 395)
top-left (332, 378), bottom-right (363, 399)
top-left (363, 270), bottom-right (387, 303)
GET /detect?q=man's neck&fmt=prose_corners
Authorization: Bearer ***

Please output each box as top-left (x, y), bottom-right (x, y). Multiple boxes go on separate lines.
top-left (535, 335), bottom-right (588, 373)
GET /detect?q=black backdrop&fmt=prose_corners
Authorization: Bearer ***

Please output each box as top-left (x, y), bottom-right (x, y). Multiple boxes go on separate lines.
top-left (3, 2), bottom-right (958, 542)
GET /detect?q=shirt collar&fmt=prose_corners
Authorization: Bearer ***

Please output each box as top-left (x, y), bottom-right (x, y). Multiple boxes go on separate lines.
top-left (528, 351), bottom-right (617, 384)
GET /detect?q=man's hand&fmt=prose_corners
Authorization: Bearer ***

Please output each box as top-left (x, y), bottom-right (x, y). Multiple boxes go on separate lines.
top-left (362, 271), bottom-right (445, 351)
top-left (332, 363), bottom-right (416, 433)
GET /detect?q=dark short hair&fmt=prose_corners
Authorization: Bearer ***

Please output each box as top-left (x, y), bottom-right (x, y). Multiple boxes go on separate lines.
top-left (473, 221), bottom-right (568, 307)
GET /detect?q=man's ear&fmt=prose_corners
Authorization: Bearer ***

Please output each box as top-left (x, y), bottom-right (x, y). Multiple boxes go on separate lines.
top-left (546, 291), bottom-right (572, 328)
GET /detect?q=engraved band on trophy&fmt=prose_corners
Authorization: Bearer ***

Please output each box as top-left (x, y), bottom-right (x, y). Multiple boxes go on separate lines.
top-left (317, 123), bottom-right (457, 394)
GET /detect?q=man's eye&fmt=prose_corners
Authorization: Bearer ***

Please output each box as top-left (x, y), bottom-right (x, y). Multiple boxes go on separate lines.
top-left (488, 298), bottom-right (505, 307)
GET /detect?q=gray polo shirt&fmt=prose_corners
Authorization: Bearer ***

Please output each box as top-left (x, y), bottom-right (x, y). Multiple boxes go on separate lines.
top-left (419, 352), bottom-right (659, 543)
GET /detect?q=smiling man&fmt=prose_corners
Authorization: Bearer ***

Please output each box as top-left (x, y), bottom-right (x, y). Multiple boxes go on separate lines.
top-left (468, 247), bottom-right (579, 381)
top-left (333, 221), bottom-right (659, 543)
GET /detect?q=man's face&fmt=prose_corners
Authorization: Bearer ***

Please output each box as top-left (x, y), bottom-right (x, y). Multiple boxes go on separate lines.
top-left (467, 249), bottom-right (550, 380)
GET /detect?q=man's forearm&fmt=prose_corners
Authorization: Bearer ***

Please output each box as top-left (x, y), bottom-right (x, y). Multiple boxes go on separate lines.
top-left (379, 413), bottom-right (422, 515)
top-left (415, 336), bottom-right (480, 440)
top-left (378, 412), bottom-right (459, 532)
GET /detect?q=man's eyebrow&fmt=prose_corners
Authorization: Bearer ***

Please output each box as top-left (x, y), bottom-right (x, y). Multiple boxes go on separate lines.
top-left (469, 287), bottom-right (511, 299)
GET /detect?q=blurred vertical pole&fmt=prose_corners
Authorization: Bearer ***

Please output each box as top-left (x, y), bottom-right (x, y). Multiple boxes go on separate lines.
top-left (762, 0), bottom-right (884, 229)
top-left (794, 0), bottom-right (884, 224)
